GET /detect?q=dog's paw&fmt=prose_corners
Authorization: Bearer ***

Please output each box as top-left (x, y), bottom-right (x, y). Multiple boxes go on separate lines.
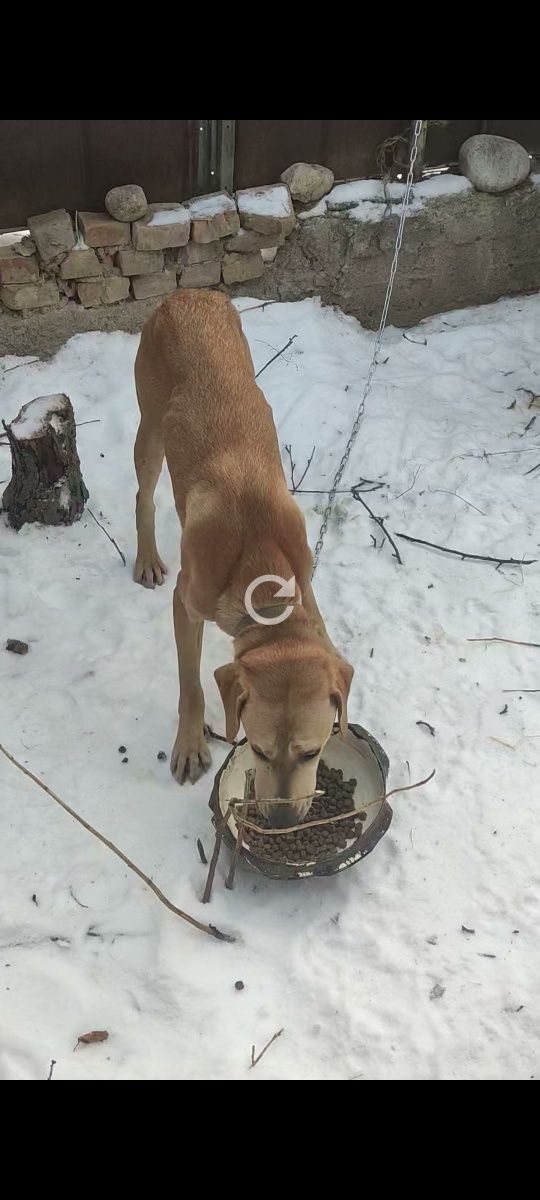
top-left (133, 553), bottom-right (167, 589)
top-left (171, 725), bottom-right (212, 785)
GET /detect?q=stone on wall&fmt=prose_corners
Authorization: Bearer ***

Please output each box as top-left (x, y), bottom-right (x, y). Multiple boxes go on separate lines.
top-left (27, 209), bottom-right (75, 263)
top-left (78, 276), bottom-right (130, 307)
top-left (105, 184), bottom-right (148, 222)
top-left (131, 270), bottom-right (177, 300)
top-left (236, 184), bottom-right (296, 238)
top-left (78, 212), bottom-right (130, 248)
top-left (132, 204), bottom-right (190, 251)
top-left (280, 162), bottom-right (334, 204)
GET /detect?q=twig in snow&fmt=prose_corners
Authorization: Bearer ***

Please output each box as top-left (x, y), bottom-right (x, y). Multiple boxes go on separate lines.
top-left (429, 488), bottom-right (486, 516)
top-left (524, 415), bottom-right (537, 433)
top-left (1, 358), bottom-right (40, 373)
top-left (0, 743), bottom-right (234, 944)
top-left (47, 1059), bottom-right (56, 1081)
top-left (250, 1029), bottom-right (284, 1070)
top-left (76, 420), bottom-right (101, 428)
top-left (395, 532), bottom-right (536, 567)
top-left (236, 300), bottom-right (278, 315)
top-left (69, 887), bottom-right (89, 908)
top-left (524, 461), bottom-right (540, 476)
top-left (284, 443), bottom-right (316, 493)
top-left (237, 771), bottom-right (435, 838)
top-left (394, 465), bottom-right (423, 499)
top-left (502, 688), bottom-right (540, 693)
top-left (202, 801), bottom-right (234, 904)
top-left (416, 720), bottom-right (435, 737)
top-left (467, 637), bottom-right (540, 649)
top-left (351, 488), bottom-right (403, 564)
top-left (402, 332), bottom-right (427, 346)
top-left (255, 335), bottom-right (297, 379)
top-left (205, 724), bottom-right (236, 746)
top-left (517, 387), bottom-right (540, 408)
top-left (87, 508), bottom-right (126, 566)
top-left (226, 769), bottom-right (255, 891)
top-left (196, 838), bottom-right (208, 866)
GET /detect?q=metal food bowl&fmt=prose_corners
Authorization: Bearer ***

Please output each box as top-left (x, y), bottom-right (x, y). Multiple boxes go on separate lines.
top-left (209, 723), bottom-right (392, 881)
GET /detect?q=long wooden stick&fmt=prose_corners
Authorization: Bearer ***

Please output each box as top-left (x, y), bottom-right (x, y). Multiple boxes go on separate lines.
top-left (225, 769), bottom-right (255, 890)
top-left (467, 637), bottom-right (540, 649)
top-left (238, 770), bottom-right (435, 837)
top-left (0, 743), bottom-right (234, 943)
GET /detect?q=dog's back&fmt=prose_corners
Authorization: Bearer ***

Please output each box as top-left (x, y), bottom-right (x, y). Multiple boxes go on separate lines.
top-left (135, 290), bottom-right (284, 511)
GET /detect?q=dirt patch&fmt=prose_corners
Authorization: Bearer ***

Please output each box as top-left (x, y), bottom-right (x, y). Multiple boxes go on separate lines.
top-left (0, 295), bottom-right (162, 359)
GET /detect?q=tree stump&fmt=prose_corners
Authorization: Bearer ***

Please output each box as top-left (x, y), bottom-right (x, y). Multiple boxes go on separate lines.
top-left (2, 394), bottom-right (88, 530)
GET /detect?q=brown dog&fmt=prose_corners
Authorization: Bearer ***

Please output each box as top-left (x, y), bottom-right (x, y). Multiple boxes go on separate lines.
top-left (133, 290), bottom-right (353, 826)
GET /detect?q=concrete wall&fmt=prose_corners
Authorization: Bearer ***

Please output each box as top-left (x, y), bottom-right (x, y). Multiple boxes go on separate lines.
top-left (229, 182), bottom-right (540, 328)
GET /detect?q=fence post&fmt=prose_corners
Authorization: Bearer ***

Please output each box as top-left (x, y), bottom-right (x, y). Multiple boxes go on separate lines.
top-left (197, 120), bottom-right (236, 195)
top-left (219, 120), bottom-right (236, 193)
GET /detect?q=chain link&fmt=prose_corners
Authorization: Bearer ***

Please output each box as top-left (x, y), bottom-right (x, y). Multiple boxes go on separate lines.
top-left (311, 119), bottom-right (424, 577)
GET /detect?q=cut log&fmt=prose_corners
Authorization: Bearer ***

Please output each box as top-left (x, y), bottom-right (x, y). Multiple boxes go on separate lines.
top-left (2, 394), bottom-right (88, 530)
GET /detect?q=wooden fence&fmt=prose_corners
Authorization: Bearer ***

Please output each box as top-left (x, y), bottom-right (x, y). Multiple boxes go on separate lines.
top-left (1, 119), bottom-right (539, 230)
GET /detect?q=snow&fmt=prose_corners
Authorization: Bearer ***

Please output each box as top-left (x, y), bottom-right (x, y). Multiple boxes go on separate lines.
top-left (1, 292), bottom-right (540, 1080)
top-left (188, 193), bottom-right (236, 218)
top-left (301, 174), bottom-right (473, 222)
top-left (148, 206), bottom-right (189, 228)
top-left (237, 185), bottom-right (292, 218)
top-left (9, 393), bottom-right (66, 439)
top-left (0, 229), bottom-right (29, 249)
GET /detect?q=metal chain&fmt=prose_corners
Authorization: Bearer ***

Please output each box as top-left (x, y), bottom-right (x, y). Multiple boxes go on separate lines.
top-left (311, 119), bottom-right (424, 577)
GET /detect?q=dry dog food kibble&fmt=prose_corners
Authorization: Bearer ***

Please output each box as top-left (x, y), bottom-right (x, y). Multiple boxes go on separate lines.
top-left (243, 760), bottom-right (366, 863)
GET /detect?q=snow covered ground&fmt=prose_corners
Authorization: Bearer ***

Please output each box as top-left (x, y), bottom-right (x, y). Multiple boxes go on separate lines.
top-left (1, 292), bottom-right (539, 1081)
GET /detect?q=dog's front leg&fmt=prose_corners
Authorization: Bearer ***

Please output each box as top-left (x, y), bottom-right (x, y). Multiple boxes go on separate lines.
top-left (170, 574), bottom-right (211, 784)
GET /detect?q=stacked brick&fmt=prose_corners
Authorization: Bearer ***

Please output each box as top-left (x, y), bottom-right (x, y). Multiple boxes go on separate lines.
top-left (0, 182), bottom-right (298, 314)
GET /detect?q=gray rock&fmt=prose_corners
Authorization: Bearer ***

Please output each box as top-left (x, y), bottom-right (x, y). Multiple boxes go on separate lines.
top-left (222, 251), bottom-right (265, 284)
top-left (459, 134), bottom-right (530, 194)
top-left (27, 209), bottom-right (75, 264)
top-left (281, 162), bottom-right (334, 204)
top-left (105, 184), bottom-right (148, 222)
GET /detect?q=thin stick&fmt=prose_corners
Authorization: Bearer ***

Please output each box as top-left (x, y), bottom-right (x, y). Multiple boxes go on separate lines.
top-left (250, 1029), bottom-right (283, 1070)
top-left (255, 335), bottom-right (297, 379)
top-left (226, 769), bottom-right (255, 890)
top-left (524, 461), bottom-right (540, 476)
top-left (87, 508), bottom-right (126, 567)
top-left (47, 1059), bottom-right (56, 1081)
top-left (76, 420), bottom-right (101, 428)
top-left (236, 300), bottom-right (278, 314)
top-left (239, 770), bottom-right (435, 837)
top-left (395, 532), bottom-right (536, 567)
top-left (202, 803), bottom-right (232, 904)
top-left (429, 488), bottom-right (486, 516)
top-left (0, 743), bottom-right (234, 943)
top-left (352, 489), bottom-right (403, 564)
top-left (502, 689), bottom-right (540, 693)
top-left (2, 358), bottom-right (40, 373)
top-left (205, 724), bottom-right (236, 746)
top-left (294, 446), bottom-right (316, 492)
top-left (467, 638), bottom-right (540, 649)
top-left (196, 838), bottom-right (208, 866)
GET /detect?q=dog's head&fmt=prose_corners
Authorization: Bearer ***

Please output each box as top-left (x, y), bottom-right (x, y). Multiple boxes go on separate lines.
top-left (215, 644), bottom-right (353, 828)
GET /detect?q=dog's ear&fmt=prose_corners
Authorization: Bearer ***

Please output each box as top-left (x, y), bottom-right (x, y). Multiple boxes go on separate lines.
top-left (331, 657), bottom-right (354, 738)
top-left (214, 662), bottom-right (248, 743)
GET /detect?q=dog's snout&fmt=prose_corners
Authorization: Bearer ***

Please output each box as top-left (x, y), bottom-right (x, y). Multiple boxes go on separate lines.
top-left (271, 803), bottom-right (300, 829)
top-left (258, 800), bottom-right (310, 828)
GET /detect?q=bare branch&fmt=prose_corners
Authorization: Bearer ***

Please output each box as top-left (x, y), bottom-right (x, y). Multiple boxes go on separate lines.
top-left (352, 488), bottom-right (403, 564)
top-left (395, 532), bottom-right (536, 567)
top-left (0, 743), bottom-right (234, 943)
